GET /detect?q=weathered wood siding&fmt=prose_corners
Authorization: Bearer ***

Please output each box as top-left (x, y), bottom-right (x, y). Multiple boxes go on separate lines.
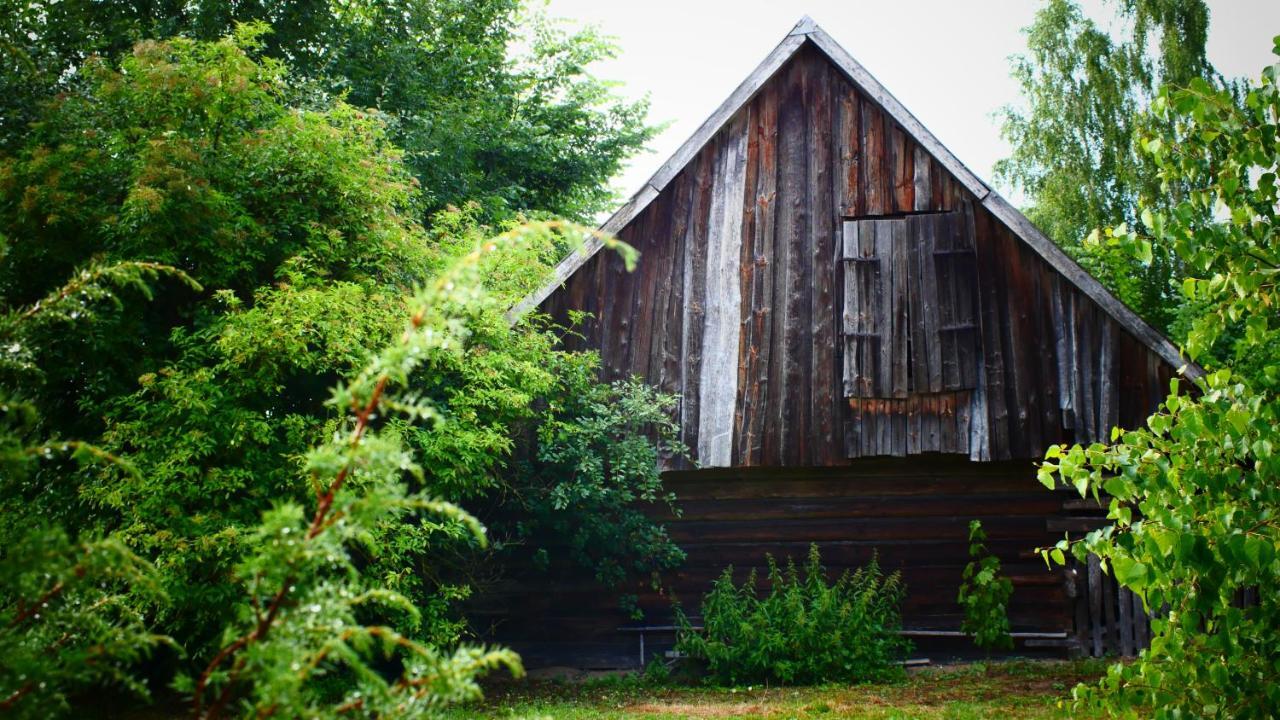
top-left (478, 458), bottom-right (1088, 668)
top-left (540, 44), bottom-right (1175, 467)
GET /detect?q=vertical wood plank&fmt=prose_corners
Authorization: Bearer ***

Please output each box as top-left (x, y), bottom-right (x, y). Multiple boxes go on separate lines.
top-left (890, 219), bottom-right (909, 398)
top-left (1077, 301), bottom-right (1098, 444)
top-left (874, 220), bottom-right (894, 397)
top-left (913, 146), bottom-right (932, 212)
top-left (734, 100), bottom-right (761, 466)
top-left (1088, 554), bottom-right (1104, 656)
top-left (807, 62), bottom-right (837, 465)
top-left (743, 81), bottom-right (779, 465)
top-left (996, 224), bottom-right (1030, 458)
top-left (697, 117), bottom-right (749, 467)
top-left (1118, 586), bottom-right (1135, 657)
top-left (657, 172), bottom-right (693, 397)
top-left (973, 205), bottom-right (1011, 459)
top-left (1099, 319), bottom-right (1117, 442)
top-left (907, 216), bottom-right (930, 394)
top-left (776, 57), bottom-right (812, 465)
top-left (679, 147), bottom-right (715, 459)
top-left (835, 80), bottom-right (861, 216)
top-left (862, 100), bottom-right (887, 215)
top-left (890, 124), bottom-right (913, 212)
top-left (936, 214), bottom-right (960, 389)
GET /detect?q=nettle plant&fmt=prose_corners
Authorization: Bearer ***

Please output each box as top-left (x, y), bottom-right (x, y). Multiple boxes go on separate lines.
top-left (957, 520), bottom-right (1013, 654)
top-left (676, 544), bottom-right (910, 686)
top-left (1038, 41), bottom-right (1280, 719)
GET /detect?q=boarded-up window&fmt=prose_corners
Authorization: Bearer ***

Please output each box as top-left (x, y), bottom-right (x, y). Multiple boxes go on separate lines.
top-left (842, 211), bottom-right (979, 398)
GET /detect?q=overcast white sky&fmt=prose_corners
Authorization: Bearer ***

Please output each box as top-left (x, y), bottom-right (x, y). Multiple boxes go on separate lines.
top-left (542, 0), bottom-right (1280, 209)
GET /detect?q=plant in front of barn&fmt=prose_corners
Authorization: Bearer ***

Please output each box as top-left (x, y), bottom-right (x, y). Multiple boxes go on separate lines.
top-left (675, 544), bottom-right (910, 686)
top-left (498, 343), bottom-right (687, 617)
top-left (958, 519), bottom-right (1014, 657)
top-left (181, 235), bottom-right (562, 718)
top-left (1038, 40), bottom-right (1280, 719)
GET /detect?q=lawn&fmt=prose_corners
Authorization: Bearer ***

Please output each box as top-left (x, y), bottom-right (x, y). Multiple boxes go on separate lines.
top-left (446, 659), bottom-right (1109, 719)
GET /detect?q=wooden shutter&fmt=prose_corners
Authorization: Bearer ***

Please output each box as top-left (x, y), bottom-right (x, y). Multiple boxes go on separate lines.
top-left (842, 210), bottom-right (979, 399)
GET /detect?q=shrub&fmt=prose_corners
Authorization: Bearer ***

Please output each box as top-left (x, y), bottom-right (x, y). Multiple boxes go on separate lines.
top-left (1037, 42), bottom-right (1280, 718)
top-left (675, 544), bottom-right (910, 686)
top-left (958, 520), bottom-right (1014, 654)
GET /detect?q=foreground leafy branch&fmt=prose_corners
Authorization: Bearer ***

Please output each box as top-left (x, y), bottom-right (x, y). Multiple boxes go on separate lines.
top-left (187, 223), bottom-right (617, 719)
top-left (1037, 39), bottom-right (1280, 719)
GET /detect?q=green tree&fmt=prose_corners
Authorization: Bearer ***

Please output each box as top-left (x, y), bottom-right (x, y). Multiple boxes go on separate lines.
top-left (1039, 40), bottom-right (1280, 718)
top-left (2, 27), bottom-right (677, 683)
top-left (995, 0), bottom-right (1224, 333)
top-left (0, 0), bottom-right (654, 222)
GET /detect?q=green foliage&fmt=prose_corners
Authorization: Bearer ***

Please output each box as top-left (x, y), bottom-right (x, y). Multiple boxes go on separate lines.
top-left (676, 545), bottom-right (910, 686)
top-left (957, 520), bottom-right (1013, 653)
top-left (996, 0), bottom-right (1226, 334)
top-left (509, 350), bottom-right (687, 592)
top-left (0, 260), bottom-right (189, 718)
top-left (0, 526), bottom-right (170, 719)
top-left (0, 19), bottom-right (672, 717)
top-left (0, 0), bottom-right (654, 222)
top-left (1037, 40), bottom-right (1280, 719)
top-left (184, 242), bottom-right (526, 719)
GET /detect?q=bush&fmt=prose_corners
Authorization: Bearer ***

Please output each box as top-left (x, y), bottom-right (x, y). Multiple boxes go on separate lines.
top-left (958, 519), bottom-right (1013, 653)
top-left (675, 544), bottom-right (910, 686)
top-left (1037, 42), bottom-right (1280, 718)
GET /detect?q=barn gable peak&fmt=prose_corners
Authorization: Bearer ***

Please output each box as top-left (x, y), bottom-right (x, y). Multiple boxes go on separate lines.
top-left (510, 16), bottom-right (1194, 378)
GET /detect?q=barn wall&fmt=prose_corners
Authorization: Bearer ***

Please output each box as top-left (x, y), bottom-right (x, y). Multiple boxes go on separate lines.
top-left (478, 457), bottom-right (1085, 669)
top-left (539, 43), bottom-right (1175, 468)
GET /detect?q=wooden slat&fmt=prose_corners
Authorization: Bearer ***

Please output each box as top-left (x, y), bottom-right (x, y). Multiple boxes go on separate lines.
top-left (776, 57), bottom-right (812, 464)
top-left (891, 124), bottom-right (913, 212)
top-left (1088, 554), bottom-right (1104, 656)
top-left (862, 100), bottom-right (887, 215)
top-left (697, 117), bottom-right (750, 467)
top-left (834, 78), bottom-right (861, 216)
top-left (1099, 319), bottom-right (1117, 441)
top-left (734, 100), bottom-right (762, 466)
top-left (807, 63), bottom-right (837, 466)
top-left (907, 216), bottom-right (930, 394)
top-left (679, 148), bottom-right (715, 458)
top-left (890, 218), bottom-right (909, 399)
top-left (1118, 586), bottom-right (1135, 657)
top-left (742, 81), bottom-right (779, 466)
top-left (874, 220), bottom-right (894, 397)
top-left (913, 146), bottom-right (932, 212)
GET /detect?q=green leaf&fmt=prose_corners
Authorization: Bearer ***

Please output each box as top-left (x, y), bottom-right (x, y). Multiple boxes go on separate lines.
top-left (1110, 555), bottom-right (1148, 590)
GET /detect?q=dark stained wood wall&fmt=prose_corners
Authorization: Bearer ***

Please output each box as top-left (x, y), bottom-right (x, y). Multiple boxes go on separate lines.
top-left (539, 43), bottom-right (1176, 468)
top-left (478, 458), bottom-right (1088, 669)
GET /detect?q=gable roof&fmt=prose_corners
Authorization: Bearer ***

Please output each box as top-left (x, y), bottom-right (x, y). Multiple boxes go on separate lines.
top-left (509, 16), bottom-right (1196, 378)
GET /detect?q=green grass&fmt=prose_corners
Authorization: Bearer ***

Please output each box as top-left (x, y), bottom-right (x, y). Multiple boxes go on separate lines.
top-left (445, 659), bottom-right (1109, 719)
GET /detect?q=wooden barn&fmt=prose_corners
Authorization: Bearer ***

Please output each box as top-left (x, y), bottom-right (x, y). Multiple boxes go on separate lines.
top-left (495, 17), bottom-right (1193, 667)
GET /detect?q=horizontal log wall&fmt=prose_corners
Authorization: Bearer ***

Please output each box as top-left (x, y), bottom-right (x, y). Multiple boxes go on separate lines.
top-left (480, 458), bottom-right (1085, 668)
top-left (539, 43), bottom-right (1175, 468)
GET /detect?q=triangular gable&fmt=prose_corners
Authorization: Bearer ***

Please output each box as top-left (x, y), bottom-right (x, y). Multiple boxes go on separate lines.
top-left (509, 16), bottom-right (1194, 378)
